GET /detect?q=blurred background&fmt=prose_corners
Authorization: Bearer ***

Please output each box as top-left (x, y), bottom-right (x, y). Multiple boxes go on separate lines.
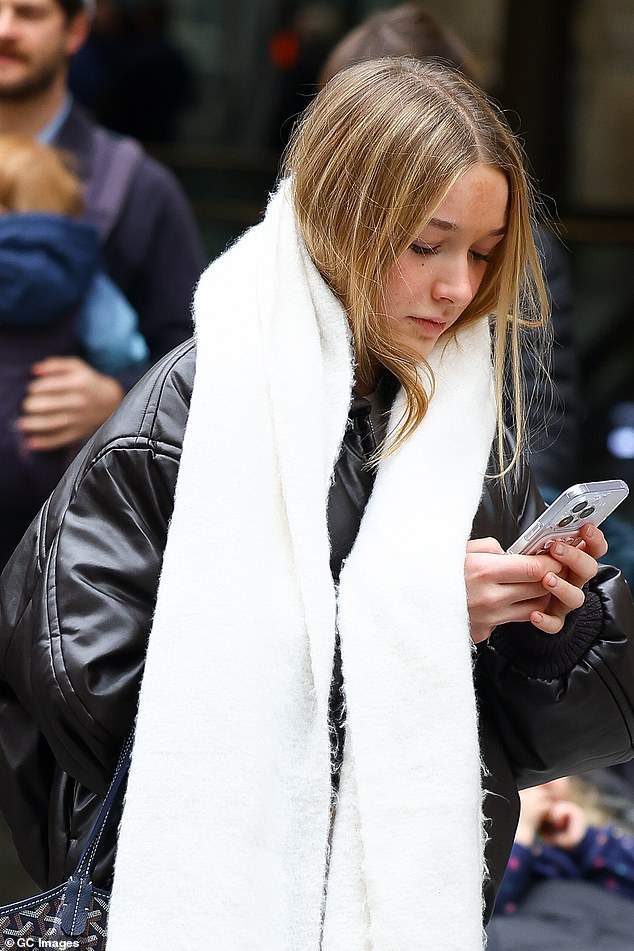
top-left (68, 0), bottom-right (634, 518)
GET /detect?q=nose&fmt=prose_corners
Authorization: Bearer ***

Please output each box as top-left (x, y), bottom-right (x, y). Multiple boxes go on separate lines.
top-left (0, 8), bottom-right (17, 36)
top-left (431, 257), bottom-right (475, 310)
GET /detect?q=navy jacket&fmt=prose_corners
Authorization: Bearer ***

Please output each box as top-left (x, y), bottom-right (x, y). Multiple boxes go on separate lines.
top-left (0, 214), bottom-right (102, 565)
top-left (55, 101), bottom-right (206, 392)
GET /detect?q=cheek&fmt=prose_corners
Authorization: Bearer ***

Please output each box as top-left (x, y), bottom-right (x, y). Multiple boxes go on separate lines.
top-left (468, 263), bottom-right (489, 301)
top-left (383, 282), bottom-right (404, 316)
top-left (383, 261), bottom-right (422, 313)
top-left (382, 271), bottom-right (402, 317)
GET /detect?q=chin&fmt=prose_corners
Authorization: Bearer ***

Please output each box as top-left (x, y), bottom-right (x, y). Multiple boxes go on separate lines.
top-left (410, 339), bottom-right (438, 361)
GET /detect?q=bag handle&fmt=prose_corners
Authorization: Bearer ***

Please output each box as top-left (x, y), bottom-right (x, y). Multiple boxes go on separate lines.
top-left (60, 732), bottom-right (133, 936)
top-left (77, 731), bottom-right (134, 875)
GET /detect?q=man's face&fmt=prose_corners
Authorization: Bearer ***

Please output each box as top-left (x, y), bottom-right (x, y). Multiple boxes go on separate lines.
top-left (0, 0), bottom-right (86, 101)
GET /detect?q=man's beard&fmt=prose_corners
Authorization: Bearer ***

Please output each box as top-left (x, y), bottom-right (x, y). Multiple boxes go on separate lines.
top-left (0, 57), bottom-right (59, 102)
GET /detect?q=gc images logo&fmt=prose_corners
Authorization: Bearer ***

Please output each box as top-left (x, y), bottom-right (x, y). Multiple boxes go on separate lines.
top-left (3, 939), bottom-right (80, 949)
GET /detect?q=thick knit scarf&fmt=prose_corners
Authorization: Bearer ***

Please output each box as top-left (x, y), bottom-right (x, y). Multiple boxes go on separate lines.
top-left (107, 181), bottom-right (496, 950)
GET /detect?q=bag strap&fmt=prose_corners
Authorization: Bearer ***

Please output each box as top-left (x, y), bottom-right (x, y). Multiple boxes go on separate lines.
top-left (59, 732), bottom-right (133, 936)
top-left (77, 732), bottom-right (134, 876)
top-left (83, 128), bottom-right (144, 243)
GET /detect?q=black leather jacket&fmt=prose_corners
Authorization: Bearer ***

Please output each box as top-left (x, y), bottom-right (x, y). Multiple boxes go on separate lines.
top-left (1, 339), bottom-right (633, 922)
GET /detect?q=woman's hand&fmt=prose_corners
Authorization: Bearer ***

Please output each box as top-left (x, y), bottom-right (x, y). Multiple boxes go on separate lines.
top-left (465, 523), bottom-right (606, 644)
top-left (530, 523), bottom-right (607, 634)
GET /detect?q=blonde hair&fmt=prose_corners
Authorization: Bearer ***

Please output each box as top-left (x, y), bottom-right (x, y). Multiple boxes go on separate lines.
top-left (282, 57), bottom-right (549, 471)
top-left (566, 775), bottom-right (620, 831)
top-left (0, 133), bottom-right (83, 216)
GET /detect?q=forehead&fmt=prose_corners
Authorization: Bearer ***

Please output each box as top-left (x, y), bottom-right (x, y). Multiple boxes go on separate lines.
top-left (422, 166), bottom-right (509, 232)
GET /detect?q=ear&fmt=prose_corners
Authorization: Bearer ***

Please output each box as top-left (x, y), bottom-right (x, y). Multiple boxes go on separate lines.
top-left (65, 12), bottom-right (91, 58)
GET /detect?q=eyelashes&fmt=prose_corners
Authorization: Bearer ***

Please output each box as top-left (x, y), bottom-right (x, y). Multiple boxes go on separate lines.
top-left (409, 243), bottom-right (492, 263)
top-left (470, 250), bottom-right (493, 263)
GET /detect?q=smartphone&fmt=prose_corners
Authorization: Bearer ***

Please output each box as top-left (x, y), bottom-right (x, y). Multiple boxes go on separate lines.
top-left (506, 479), bottom-right (629, 555)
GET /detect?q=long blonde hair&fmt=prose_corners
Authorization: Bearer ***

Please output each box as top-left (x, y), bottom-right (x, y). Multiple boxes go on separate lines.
top-left (282, 57), bottom-right (549, 472)
top-left (0, 133), bottom-right (82, 216)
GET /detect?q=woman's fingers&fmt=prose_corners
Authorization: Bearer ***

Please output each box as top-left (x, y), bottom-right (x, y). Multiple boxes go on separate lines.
top-left (525, 530), bottom-right (603, 633)
top-left (529, 552), bottom-right (591, 633)
top-left (465, 532), bottom-right (604, 642)
top-left (577, 523), bottom-right (609, 559)
top-left (545, 532), bottom-right (602, 587)
top-left (529, 572), bottom-right (586, 635)
top-left (465, 529), bottom-right (605, 643)
top-left (542, 571), bottom-right (586, 610)
top-left (465, 545), bottom-right (565, 642)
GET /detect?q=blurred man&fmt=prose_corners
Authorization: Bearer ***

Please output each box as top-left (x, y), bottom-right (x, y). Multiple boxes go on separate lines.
top-left (0, 0), bottom-right (205, 456)
top-left (0, 0), bottom-right (206, 566)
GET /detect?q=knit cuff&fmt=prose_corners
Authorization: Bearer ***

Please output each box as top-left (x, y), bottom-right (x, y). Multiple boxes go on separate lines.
top-left (488, 587), bottom-right (604, 679)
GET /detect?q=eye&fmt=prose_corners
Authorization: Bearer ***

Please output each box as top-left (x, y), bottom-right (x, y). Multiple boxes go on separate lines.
top-left (15, 4), bottom-right (49, 19)
top-left (410, 243), bottom-right (438, 257)
top-left (469, 249), bottom-right (493, 264)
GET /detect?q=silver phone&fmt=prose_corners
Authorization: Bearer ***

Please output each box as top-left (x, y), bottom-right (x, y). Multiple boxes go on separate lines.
top-left (506, 479), bottom-right (629, 555)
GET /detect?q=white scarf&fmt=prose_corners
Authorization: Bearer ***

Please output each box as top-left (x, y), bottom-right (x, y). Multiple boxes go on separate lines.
top-left (107, 181), bottom-right (496, 950)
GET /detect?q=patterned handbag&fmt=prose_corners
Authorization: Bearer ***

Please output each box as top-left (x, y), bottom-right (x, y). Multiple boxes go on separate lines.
top-left (0, 735), bottom-right (132, 950)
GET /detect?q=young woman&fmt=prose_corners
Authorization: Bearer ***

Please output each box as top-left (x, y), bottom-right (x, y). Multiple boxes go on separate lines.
top-left (1, 58), bottom-right (633, 951)
top-left (318, 1), bottom-right (584, 497)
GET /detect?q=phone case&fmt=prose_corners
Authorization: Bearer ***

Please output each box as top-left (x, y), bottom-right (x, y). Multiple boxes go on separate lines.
top-left (506, 479), bottom-right (629, 555)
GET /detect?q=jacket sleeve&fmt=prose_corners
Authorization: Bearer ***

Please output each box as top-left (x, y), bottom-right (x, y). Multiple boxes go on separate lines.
top-left (475, 461), bottom-right (634, 788)
top-left (0, 343), bottom-right (193, 805)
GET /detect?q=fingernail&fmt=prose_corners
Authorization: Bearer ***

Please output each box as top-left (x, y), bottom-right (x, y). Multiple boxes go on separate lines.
top-left (553, 543), bottom-right (565, 555)
top-left (546, 573), bottom-right (557, 587)
top-left (585, 525), bottom-right (595, 538)
top-left (532, 613), bottom-right (543, 624)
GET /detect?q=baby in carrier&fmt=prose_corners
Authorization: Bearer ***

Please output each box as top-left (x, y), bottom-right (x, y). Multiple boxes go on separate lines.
top-left (0, 133), bottom-right (148, 567)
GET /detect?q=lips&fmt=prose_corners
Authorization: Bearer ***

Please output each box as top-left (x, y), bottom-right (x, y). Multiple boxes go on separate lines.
top-left (408, 316), bottom-right (447, 334)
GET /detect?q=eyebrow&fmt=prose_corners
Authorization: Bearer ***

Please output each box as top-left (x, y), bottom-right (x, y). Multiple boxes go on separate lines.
top-left (427, 217), bottom-right (507, 237)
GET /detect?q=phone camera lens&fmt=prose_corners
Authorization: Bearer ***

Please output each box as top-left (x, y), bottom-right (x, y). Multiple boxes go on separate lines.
top-left (558, 515), bottom-right (575, 527)
top-left (580, 506), bottom-right (595, 518)
top-left (572, 501), bottom-right (588, 513)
